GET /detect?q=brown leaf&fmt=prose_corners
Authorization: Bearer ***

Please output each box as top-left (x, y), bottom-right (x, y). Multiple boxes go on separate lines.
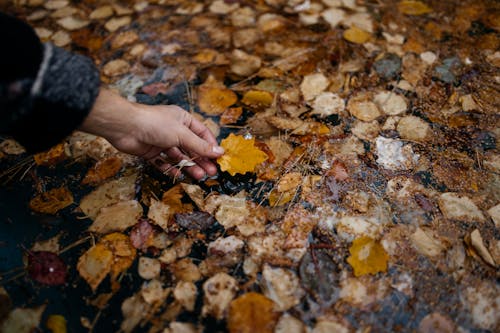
top-left (82, 157), bottom-right (123, 185)
top-left (29, 187), bottom-right (74, 215)
top-left (228, 292), bottom-right (279, 333)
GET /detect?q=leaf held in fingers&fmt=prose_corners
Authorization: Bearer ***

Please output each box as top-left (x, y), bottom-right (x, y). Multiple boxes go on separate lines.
top-left (228, 292), bottom-right (279, 333)
top-left (347, 236), bottom-right (388, 277)
top-left (217, 133), bottom-right (269, 176)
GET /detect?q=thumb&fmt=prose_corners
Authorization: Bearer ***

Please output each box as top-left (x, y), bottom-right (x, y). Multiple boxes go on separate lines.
top-left (178, 127), bottom-right (224, 158)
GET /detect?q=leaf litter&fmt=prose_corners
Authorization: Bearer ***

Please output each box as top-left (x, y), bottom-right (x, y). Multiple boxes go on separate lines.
top-left (1, 0), bottom-right (500, 332)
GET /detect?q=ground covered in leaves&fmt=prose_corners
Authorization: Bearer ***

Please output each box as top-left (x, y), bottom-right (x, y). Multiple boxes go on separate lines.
top-left (1, 0), bottom-right (499, 332)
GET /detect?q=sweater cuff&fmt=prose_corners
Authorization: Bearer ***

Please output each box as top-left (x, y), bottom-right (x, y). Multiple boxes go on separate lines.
top-left (12, 43), bottom-right (100, 152)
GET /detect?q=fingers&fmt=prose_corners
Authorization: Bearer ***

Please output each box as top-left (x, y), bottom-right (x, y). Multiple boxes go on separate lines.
top-left (164, 147), bottom-right (217, 180)
top-left (178, 126), bottom-right (224, 160)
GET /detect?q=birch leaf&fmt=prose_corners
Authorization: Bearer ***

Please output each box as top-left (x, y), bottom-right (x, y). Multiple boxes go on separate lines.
top-left (347, 236), bottom-right (388, 277)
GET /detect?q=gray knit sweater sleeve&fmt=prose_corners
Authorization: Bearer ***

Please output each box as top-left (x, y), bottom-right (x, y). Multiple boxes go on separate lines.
top-left (1, 42), bottom-right (100, 152)
top-left (7, 44), bottom-right (100, 151)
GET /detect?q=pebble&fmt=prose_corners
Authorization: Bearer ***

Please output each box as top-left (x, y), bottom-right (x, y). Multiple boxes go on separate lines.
top-left (374, 91), bottom-right (408, 115)
top-left (262, 264), bottom-right (305, 311)
top-left (173, 281), bottom-right (197, 311)
top-left (209, 0), bottom-right (239, 14)
top-left (418, 313), bottom-right (456, 333)
top-left (44, 0), bottom-right (68, 10)
top-left (311, 92), bottom-right (345, 117)
top-left (347, 93), bottom-right (381, 121)
top-left (434, 57), bottom-right (460, 83)
top-left (410, 228), bottom-right (446, 257)
top-left (50, 6), bottom-right (77, 19)
top-left (313, 320), bottom-right (349, 333)
top-left (27, 10), bottom-right (48, 21)
top-left (373, 53), bottom-right (402, 80)
top-left (274, 314), bottom-right (306, 333)
top-left (105, 16), bottom-right (132, 33)
top-left (438, 192), bottom-right (485, 222)
top-left (461, 282), bottom-right (500, 330)
top-left (201, 273), bottom-right (238, 319)
top-left (300, 73), bottom-right (330, 101)
top-left (397, 115), bottom-right (431, 141)
top-left (230, 7), bottom-right (256, 27)
top-left (351, 120), bottom-right (380, 140)
top-left (102, 59), bottom-right (130, 77)
top-left (34, 27), bottom-right (53, 40)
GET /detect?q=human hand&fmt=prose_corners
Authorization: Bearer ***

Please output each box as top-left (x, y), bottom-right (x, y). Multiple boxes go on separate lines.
top-left (80, 89), bottom-right (224, 180)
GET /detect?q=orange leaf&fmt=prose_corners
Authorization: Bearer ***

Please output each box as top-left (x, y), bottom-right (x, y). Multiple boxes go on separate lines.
top-left (228, 292), bottom-right (279, 333)
top-left (101, 233), bottom-right (136, 281)
top-left (46, 315), bottom-right (67, 333)
top-left (198, 78), bottom-right (237, 115)
top-left (241, 90), bottom-right (274, 108)
top-left (77, 243), bottom-right (113, 291)
top-left (347, 236), bottom-right (389, 277)
top-left (82, 157), bottom-right (123, 185)
top-left (343, 26), bottom-right (371, 44)
top-left (217, 134), bottom-right (268, 176)
top-left (34, 143), bottom-right (67, 166)
top-left (220, 107), bottom-right (243, 125)
top-left (29, 187), bottom-right (74, 215)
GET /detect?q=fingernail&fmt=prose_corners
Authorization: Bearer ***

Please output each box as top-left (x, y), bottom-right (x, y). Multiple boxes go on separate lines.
top-left (212, 146), bottom-right (224, 154)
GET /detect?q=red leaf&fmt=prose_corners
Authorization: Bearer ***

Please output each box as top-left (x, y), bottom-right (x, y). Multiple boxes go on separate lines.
top-left (27, 251), bottom-right (67, 286)
top-left (130, 219), bottom-right (154, 250)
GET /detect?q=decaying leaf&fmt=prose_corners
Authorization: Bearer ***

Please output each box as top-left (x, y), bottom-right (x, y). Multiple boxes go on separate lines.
top-left (398, 1), bottom-right (433, 15)
top-left (79, 174), bottom-right (137, 219)
top-left (27, 251), bottom-right (67, 286)
top-left (33, 143), bottom-right (67, 166)
top-left (220, 107), bottom-right (243, 125)
top-left (227, 292), bottom-right (279, 333)
top-left (241, 90), bottom-right (274, 108)
top-left (29, 187), bottom-right (74, 215)
top-left (343, 26), bottom-right (371, 44)
top-left (101, 233), bottom-right (137, 281)
top-left (202, 272), bottom-right (238, 319)
top-left (347, 236), bottom-right (389, 277)
top-left (1, 305), bottom-right (46, 333)
top-left (77, 243), bottom-right (113, 291)
top-left (217, 133), bottom-right (268, 176)
top-left (82, 156), bottom-right (123, 185)
top-left (89, 200), bottom-right (142, 234)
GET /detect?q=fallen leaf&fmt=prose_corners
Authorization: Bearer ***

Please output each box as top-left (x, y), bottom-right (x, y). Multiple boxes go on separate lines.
top-left (175, 211), bottom-right (215, 231)
top-left (198, 78), bottom-right (237, 115)
top-left (269, 189), bottom-right (295, 206)
top-left (27, 251), bottom-right (67, 286)
top-left (343, 26), bottom-right (371, 44)
top-left (217, 133), bottom-right (268, 176)
top-left (347, 236), bottom-right (389, 277)
top-left (101, 233), bottom-right (137, 281)
top-left (1, 305), bottom-right (46, 333)
top-left (220, 107), bottom-right (243, 125)
top-left (241, 90), bottom-right (274, 108)
top-left (89, 200), bottom-right (143, 234)
top-left (77, 243), bottom-right (113, 291)
top-left (398, 1), bottom-right (433, 15)
top-left (33, 143), bottom-right (67, 166)
top-left (130, 219), bottom-right (155, 250)
top-left (46, 314), bottom-right (67, 333)
top-left (82, 156), bottom-right (123, 185)
top-left (29, 187), bottom-right (74, 215)
top-left (227, 292), bottom-right (279, 333)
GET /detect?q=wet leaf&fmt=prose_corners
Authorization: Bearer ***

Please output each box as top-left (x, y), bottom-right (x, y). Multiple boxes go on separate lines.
top-left (217, 133), bottom-right (269, 176)
top-left (27, 251), bottom-right (67, 286)
top-left (1, 305), bottom-right (46, 333)
top-left (130, 219), bottom-right (155, 250)
top-left (89, 200), bottom-right (142, 234)
top-left (220, 107), bottom-right (243, 125)
top-left (347, 236), bottom-right (389, 277)
top-left (82, 156), bottom-right (122, 185)
top-left (198, 78), bottom-right (238, 115)
top-left (33, 143), bottom-right (67, 166)
top-left (343, 26), bottom-right (371, 44)
top-left (101, 233), bottom-right (137, 280)
top-left (398, 1), bottom-right (433, 15)
top-left (227, 292), bottom-right (279, 333)
top-left (46, 314), bottom-right (67, 333)
top-left (175, 211), bottom-right (215, 231)
top-left (241, 90), bottom-right (274, 108)
top-left (299, 250), bottom-right (339, 305)
top-left (29, 187), bottom-right (74, 215)
top-left (77, 243), bottom-right (113, 291)
top-left (268, 189), bottom-right (295, 206)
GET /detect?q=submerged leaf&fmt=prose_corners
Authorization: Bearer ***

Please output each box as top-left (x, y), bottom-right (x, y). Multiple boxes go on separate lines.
top-left (198, 78), bottom-right (238, 115)
top-left (82, 156), bottom-right (122, 185)
top-left (217, 133), bottom-right (268, 176)
top-left (77, 243), bottom-right (113, 291)
top-left (46, 314), bottom-right (67, 333)
top-left (347, 236), bottom-right (388, 277)
top-left (33, 143), bottom-right (67, 166)
top-left (343, 26), bottom-right (371, 44)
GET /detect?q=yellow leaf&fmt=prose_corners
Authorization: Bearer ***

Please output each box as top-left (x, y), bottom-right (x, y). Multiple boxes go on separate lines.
top-left (241, 90), bottom-right (274, 107)
top-left (343, 26), bottom-right (371, 44)
top-left (82, 156), bottom-right (122, 185)
top-left (398, 1), bottom-right (433, 15)
top-left (217, 133), bottom-right (268, 176)
top-left (101, 232), bottom-right (136, 280)
top-left (77, 243), bottom-right (113, 291)
top-left (228, 292), bottom-right (279, 333)
top-left (29, 187), bottom-right (74, 215)
top-left (347, 236), bottom-right (388, 277)
top-left (46, 315), bottom-right (67, 333)
top-left (198, 78), bottom-right (237, 115)
top-left (268, 189), bottom-right (294, 206)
